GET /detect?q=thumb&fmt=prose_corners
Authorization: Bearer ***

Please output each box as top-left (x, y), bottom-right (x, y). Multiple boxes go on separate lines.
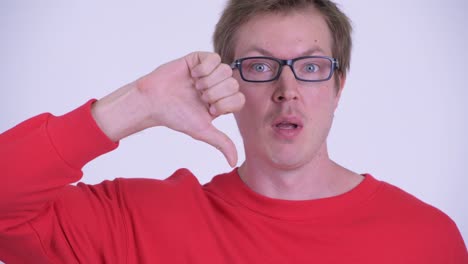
top-left (192, 124), bottom-right (238, 168)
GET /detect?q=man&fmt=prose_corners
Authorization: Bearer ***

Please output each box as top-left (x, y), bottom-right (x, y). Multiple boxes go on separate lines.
top-left (0, 0), bottom-right (466, 263)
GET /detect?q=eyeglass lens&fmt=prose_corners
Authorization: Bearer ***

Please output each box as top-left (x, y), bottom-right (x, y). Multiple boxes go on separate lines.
top-left (240, 57), bottom-right (333, 82)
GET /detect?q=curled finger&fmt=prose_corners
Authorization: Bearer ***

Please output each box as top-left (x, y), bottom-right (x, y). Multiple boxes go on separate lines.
top-left (209, 92), bottom-right (246, 116)
top-left (201, 78), bottom-right (239, 104)
top-left (195, 64), bottom-right (233, 90)
top-left (190, 53), bottom-right (222, 78)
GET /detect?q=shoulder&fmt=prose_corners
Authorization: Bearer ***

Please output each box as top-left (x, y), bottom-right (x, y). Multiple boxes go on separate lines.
top-left (66, 169), bottom-right (203, 216)
top-left (353, 175), bottom-right (467, 261)
top-left (375, 180), bottom-right (451, 222)
top-left (372, 179), bottom-right (455, 228)
top-left (370, 178), bottom-right (466, 258)
top-left (107, 168), bottom-right (212, 230)
top-left (116, 168), bottom-right (203, 204)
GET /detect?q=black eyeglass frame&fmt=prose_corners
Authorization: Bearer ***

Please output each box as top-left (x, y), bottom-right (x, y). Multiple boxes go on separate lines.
top-left (230, 56), bottom-right (340, 83)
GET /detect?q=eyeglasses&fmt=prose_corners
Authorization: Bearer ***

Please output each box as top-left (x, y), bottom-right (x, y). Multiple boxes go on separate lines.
top-left (230, 56), bottom-right (339, 83)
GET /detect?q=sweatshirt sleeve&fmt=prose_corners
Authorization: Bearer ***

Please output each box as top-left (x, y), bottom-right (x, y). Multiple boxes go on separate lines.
top-left (0, 100), bottom-right (126, 263)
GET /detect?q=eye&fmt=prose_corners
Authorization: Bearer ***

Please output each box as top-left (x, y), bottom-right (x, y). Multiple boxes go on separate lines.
top-left (304, 63), bottom-right (319, 73)
top-left (251, 63), bottom-right (271, 72)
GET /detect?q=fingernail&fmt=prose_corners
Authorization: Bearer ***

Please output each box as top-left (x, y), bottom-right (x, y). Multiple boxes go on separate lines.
top-left (193, 80), bottom-right (201, 90)
top-left (209, 105), bottom-right (217, 115)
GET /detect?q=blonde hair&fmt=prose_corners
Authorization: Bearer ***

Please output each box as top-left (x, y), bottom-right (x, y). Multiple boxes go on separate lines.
top-left (213, 0), bottom-right (353, 84)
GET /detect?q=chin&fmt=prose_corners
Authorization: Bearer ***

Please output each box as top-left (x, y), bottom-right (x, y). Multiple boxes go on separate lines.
top-left (267, 152), bottom-right (309, 170)
top-left (265, 141), bottom-right (324, 170)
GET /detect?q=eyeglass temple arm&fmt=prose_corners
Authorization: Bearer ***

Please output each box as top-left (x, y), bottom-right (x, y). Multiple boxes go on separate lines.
top-left (230, 61), bottom-right (240, 69)
top-left (334, 59), bottom-right (340, 70)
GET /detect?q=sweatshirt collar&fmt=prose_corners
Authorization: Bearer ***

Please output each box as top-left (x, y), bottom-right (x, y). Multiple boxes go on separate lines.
top-left (204, 168), bottom-right (383, 221)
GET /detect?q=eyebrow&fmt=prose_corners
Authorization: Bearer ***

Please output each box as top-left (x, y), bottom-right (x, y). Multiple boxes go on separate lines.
top-left (242, 46), bottom-right (328, 58)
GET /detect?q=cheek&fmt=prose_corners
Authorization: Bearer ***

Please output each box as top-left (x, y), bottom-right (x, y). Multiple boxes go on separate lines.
top-left (238, 83), bottom-right (270, 112)
top-left (234, 85), bottom-right (270, 134)
top-left (303, 84), bottom-right (338, 122)
top-left (313, 83), bottom-right (338, 107)
top-left (233, 109), bottom-right (257, 142)
top-left (236, 93), bottom-right (260, 128)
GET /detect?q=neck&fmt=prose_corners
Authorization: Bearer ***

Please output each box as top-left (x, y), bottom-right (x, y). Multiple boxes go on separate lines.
top-left (238, 145), bottom-right (362, 200)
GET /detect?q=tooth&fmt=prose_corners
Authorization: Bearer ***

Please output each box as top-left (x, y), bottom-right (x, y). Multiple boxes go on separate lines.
top-left (277, 123), bottom-right (296, 129)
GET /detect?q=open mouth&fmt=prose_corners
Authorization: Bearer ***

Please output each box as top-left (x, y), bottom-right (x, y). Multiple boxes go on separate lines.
top-left (275, 122), bottom-right (300, 130)
top-left (271, 116), bottom-right (303, 138)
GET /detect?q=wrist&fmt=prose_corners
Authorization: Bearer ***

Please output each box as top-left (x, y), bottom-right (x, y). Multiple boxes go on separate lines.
top-left (91, 82), bottom-right (154, 141)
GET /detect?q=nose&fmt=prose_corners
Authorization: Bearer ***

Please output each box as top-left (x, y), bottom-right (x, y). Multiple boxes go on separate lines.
top-left (272, 66), bottom-right (299, 103)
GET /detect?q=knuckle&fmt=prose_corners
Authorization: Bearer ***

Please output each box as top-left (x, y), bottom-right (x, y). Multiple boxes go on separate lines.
top-left (235, 92), bottom-right (246, 108)
top-left (228, 78), bottom-right (239, 91)
top-left (213, 99), bottom-right (226, 111)
top-left (205, 90), bottom-right (216, 102)
top-left (219, 63), bottom-right (233, 76)
top-left (198, 64), bottom-right (210, 76)
top-left (222, 94), bottom-right (243, 113)
top-left (211, 103), bottom-right (222, 115)
top-left (238, 92), bottom-right (246, 103)
top-left (212, 53), bottom-right (222, 64)
top-left (201, 89), bottom-right (213, 102)
top-left (195, 79), bottom-right (208, 90)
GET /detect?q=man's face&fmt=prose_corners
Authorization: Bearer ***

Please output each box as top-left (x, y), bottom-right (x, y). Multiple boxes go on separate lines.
top-left (232, 7), bottom-right (344, 170)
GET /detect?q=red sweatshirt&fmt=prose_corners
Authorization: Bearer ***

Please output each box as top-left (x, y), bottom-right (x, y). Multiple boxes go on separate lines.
top-left (1, 101), bottom-right (467, 264)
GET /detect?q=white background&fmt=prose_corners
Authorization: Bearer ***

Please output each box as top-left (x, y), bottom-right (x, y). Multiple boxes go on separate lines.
top-left (1, 0), bottom-right (467, 262)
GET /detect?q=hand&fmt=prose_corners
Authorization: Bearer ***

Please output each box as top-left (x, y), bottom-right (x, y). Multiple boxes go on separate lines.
top-left (138, 52), bottom-right (245, 166)
top-left (93, 52), bottom-right (245, 167)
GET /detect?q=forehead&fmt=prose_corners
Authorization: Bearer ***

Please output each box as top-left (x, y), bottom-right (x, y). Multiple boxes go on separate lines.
top-left (233, 7), bottom-right (333, 59)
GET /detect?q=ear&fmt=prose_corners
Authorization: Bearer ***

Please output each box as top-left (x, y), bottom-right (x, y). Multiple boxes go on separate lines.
top-left (333, 73), bottom-right (346, 110)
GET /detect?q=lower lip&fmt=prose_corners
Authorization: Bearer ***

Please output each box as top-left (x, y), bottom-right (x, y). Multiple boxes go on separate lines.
top-left (272, 125), bottom-right (303, 140)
